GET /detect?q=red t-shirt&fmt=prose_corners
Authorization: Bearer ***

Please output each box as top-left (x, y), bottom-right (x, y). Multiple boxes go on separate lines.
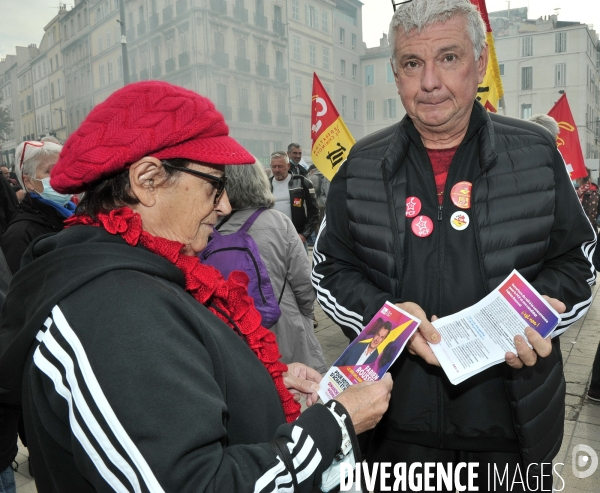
top-left (426, 146), bottom-right (459, 204)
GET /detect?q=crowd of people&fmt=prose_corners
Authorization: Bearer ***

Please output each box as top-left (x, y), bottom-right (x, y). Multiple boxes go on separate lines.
top-left (0, 0), bottom-right (599, 492)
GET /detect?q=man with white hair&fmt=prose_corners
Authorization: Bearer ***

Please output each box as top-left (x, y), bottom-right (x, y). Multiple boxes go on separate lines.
top-left (313, 0), bottom-right (595, 490)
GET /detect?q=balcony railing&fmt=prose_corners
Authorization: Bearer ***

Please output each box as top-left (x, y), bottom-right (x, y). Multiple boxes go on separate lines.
top-left (239, 108), bottom-right (253, 122)
top-left (210, 0), bottom-right (227, 15)
top-left (149, 13), bottom-right (159, 29)
top-left (254, 13), bottom-right (267, 29)
top-left (235, 56), bottom-right (250, 72)
top-left (276, 114), bottom-right (289, 127)
top-left (256, 62), bottom-right (269, 78)
top-left (233, 5), bottom-right (248, 22)
top-left (137, 21), bottom-right (146, 36)
top-left (165, 57), bottom-right (176, 73)
top-left (176, 0), bottom-right (187, 15)
top-left (258, 111), bottom-right (272, 125)
top-left (152, 64), bottom-right (162, 78)
top-left (217, 105), bottom-right (232, 120)
top-left (163, 5), bottom-right (173, 22)
top-left (139, 68), bottom-right (149, 80)
top-left (127, 28), bottom-right (135, 41)
top-left (213, 51), bottom-right (229, 68)
top-left (275, 67), bottom-right (287, 83)
top-left (273, 20), bottom-right (285, 37)
top-left (179, 51), bottom-right (190, 68)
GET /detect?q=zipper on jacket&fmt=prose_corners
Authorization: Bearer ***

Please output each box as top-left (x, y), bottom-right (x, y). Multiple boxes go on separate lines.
top-left (437, 205), bottom-right (443, 221)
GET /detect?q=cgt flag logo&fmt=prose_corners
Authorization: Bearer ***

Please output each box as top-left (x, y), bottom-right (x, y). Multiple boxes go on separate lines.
top-left (548, 93), bottom-right (587, 180)
top-left (311, 73), bottom-right (356, 181)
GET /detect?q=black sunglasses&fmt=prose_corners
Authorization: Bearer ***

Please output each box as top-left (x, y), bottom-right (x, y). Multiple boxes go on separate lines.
top-left (162, 162), bottom-right (227, 205)
top-left (392, 0), bottom-right (414, 11)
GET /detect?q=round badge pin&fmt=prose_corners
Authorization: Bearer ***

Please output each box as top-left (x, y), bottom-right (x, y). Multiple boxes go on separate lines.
top-left (450, 181), bottom-right (472, 209)
top-left (450, 211), bottom-right (470, 231)
top-left (411, 215), bottom-right (434, 237)
top-left (406, 196), bottom-right (422, 217)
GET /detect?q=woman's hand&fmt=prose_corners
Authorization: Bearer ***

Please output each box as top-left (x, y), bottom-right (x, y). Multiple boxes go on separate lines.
top-left (283, 363), bottom-right (322, 407)
top-left (334, 373), bottom-right (393, 435)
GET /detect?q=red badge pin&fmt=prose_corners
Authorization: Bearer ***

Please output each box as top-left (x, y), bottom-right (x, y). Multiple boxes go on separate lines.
top-left (406, 196), bottom-right (422, 217)
top-left (411, 216), bottom-right (434, 237)
top-left (450, 181), bottom-right (472, 209)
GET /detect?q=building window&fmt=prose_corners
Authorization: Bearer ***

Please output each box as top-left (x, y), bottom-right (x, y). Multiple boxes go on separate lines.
top-left (321, 12), bottom-right (328, 32)
top-left (340, 59), bottom-right (346, 76)
top-left (322, 47), bottom-right (330, 69)
top-left (387, 63), bottom-right (395, 83)
top-left (341, 95), bottom-right (346, 118)
top-left (555, 32), bottom-right (567, 53)
top-left (108, 59), bottom-right (114, 83)
top-left (352, 64), bottom-right (357, 80)
top-left (521, 36), bottom-right (533, 57)
top-left (499, 64), bottom-right (504, 76)
top-left (555, 63), bottom-right (566, 86)
top-left (294, 76), bottom-right (302, 101)
top-left (217, 83), bottom-right (228, 108)
top-left (521, 103), bottom-right (532, 119)
top-left (293, 37), bottom-right (301, 61)
top-left (384, 99), bottom-right (396, 119)
top-left (306, 5), bottom-right (318, 29)
top-left (367, 100), bottom-right (375, 121)
top-left (58, 78), bottom-right (62, 97)
top-left (296, 119), bottom-right (303, 144)
top-left (214, 31), bottom-right (225, 53)
top-left (98, 36), bottom-right (104, 53)
top-left (292, 0), bottom-right (299, 21)
top-left (309, 44), bottom-right (316, 66)
top-left (106, 30), bottom-right (112, 48)
top-left (521, 66), bottom-right (532, 90)
top-left (351, 33), bottom-right (356, 50)
top-left (365, 64), bottom-right (374, 85)
top-left (339, 28), bottom-right (345, 44)
top-left (353, 98), bottom-right (358, 119)
top-left (180, 30), bottom-right (188, 54)
top-left (99, 64), bottom-right (106, 86)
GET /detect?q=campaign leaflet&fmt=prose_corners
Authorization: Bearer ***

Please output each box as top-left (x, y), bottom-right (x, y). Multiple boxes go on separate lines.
top-left (429, 270), bottom-right (561, 385)
top-left (318, 302), bottom-right (421, 404)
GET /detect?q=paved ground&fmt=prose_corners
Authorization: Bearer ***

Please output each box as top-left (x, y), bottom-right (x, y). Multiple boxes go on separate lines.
top-left (12, 259), bottom-right (600, 492)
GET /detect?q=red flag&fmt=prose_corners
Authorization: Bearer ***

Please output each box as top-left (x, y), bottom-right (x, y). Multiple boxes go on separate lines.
top-left (548, 93), bottom-right (587, 180)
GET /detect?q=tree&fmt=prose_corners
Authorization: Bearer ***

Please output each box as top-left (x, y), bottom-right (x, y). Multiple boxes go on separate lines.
top-left (0, 106), bottom-right (13, 142)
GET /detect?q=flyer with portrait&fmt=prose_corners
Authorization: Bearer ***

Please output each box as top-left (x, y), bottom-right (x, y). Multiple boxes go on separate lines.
top-left (318, 301), bottom-right (421, 404)
top-left (429, 270), bottom-right (561, 385)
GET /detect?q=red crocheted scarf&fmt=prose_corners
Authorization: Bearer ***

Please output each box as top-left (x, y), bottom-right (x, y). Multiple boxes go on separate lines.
top-left (65, 207), bottom-right (301, 422)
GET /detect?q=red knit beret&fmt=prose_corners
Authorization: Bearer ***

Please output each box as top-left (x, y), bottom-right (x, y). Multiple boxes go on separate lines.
top-left (51, 81), bottom-right (255, 193)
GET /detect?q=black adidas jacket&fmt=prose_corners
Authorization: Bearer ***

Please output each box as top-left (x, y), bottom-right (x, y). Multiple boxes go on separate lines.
top-left (0, 225), bottom-right (344, 493)
top-left (313, 102), bottom-right (595, 466)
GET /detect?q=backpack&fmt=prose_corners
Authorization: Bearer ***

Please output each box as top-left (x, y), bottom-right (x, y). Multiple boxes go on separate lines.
top-left (199, 208), bottom-right (282, 328)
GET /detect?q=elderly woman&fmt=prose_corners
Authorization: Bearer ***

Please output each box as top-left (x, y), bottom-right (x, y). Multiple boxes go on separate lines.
top-left (0, 140), bottom-right (74, 274)
top-left (214, 162), bottom-right (327, 372)
top-left (0, 81), bottom-right (391, 493)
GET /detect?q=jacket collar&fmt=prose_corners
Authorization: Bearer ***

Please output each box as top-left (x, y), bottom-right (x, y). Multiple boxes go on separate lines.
top-left (382, 101), bottom-right (498, 176)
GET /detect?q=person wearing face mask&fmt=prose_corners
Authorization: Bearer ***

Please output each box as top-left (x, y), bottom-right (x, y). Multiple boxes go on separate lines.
top-left (0, 140), bottom-right (74, 275)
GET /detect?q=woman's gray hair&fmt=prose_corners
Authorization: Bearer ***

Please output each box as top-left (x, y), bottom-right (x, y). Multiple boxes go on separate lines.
top-left (15, 140), bottom-right (63, 189)
top-left (528, 114), bottom-right (560, 141)
top-left (225, 162), bottom-right (275, 210)
top-left (389, 0), bottom-right (487, 64)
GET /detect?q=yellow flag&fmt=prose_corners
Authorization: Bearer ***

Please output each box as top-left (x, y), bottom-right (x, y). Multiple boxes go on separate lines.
top-left (310, 73), bottom-right (355, 181)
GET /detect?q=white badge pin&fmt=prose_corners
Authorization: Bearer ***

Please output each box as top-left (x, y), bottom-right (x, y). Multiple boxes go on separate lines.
top-left (450, 211), bottom-right (470, 231)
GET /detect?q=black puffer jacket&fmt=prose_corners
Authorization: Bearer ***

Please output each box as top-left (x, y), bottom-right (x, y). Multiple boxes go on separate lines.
top-left (313, 102), bottom-right (595, 466)
top-left (1, 193), bottom-right (67, 274)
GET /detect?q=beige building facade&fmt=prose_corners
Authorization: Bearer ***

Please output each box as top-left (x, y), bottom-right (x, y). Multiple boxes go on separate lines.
top-left (0, 55), bottom-right (20, 167)
top-left (17, 45), bottom-right (39, 143)
top-left (44, 8), bottom-right (69, 142)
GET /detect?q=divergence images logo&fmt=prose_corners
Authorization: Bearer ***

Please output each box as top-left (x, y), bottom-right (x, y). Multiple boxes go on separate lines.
top-left (572, 444), bottom-right (598, 479)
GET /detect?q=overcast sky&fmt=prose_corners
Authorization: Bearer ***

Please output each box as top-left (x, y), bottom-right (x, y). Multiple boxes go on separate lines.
top-left (1, 0), bottom-right (599, 61)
